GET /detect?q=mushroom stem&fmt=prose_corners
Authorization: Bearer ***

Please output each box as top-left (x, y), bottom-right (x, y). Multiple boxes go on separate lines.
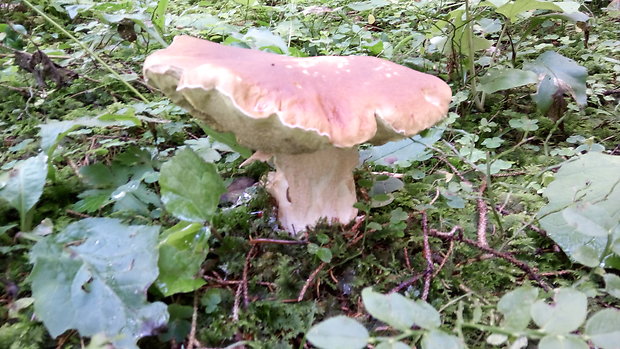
top-left (267, 147), bottom-right (359, 236)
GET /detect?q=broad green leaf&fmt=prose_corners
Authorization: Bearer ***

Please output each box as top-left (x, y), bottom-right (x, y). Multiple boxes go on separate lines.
top-left (479, 69), bottom-right (538, 94)
top-left (30, 218), bottom-right (168, 349)
top-left (362, 288), bottom-right (440, 330)
top-left (496, 0), bottom-right (563, 22)
top-left (156, 222), bottom-right (209, 296)
top-left (39, 116), bottom-right (136, 152)
top-left (306, 316), bottom-right (369, 349)
top-left (603, 273), bottom-right (620, 298)
top-left (585, 308), bottom-right (620, 349)
top-left (316, 247), bottom-right (333, 263)
top-left (197, 122), bottom-right (252, 159)
top-left (360, 128), bottom-right (444, 167)
top-left (0, 152), bottom-right (48, 218)
top-left (376, 341), bottom-right (410, 349)
top-left (538, 153), bottom-right (620, 268)
top-left (562, 203), bottom-right (614, 237)
top-left (422, 329), bottom-right (465, 349)
top-left (530, 288), bottom-right (587, 334)
top-left (524, 51), bottom-right (588, 113)
top-left (497, 286), bottom-right (539, 331)
top-left (159, 148), bottom-right (225, 222)
top-left (152, 0), bottom-right (169, 34)
top-left (538, 335), bottom-right (588, 349)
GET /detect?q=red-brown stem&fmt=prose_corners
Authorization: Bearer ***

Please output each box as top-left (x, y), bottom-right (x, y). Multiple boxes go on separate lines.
top-left (297, 263), bottom-right (326, 302)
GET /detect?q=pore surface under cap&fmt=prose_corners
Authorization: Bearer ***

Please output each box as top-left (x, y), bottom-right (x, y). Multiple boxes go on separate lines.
top-left (144, 36), bottom-right (452, 153)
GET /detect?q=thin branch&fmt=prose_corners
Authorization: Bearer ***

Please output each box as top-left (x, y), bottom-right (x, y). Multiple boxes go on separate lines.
top-left (297, 263), bottom-right (326, 302)
top-left (476, 180), bottom-right (489, 247)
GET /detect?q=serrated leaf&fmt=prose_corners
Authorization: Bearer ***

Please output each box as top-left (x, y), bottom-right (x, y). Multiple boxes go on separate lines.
top-left (362, 288), bottom-right (440, 330)
top-left (306, 316), bottom-right (369, 349)
top-left (30, 218), bottom-right (168, 349)
top-left (524, 51), bottom-right (587, 113)
top-left (498, 286), bottom-right (539, 331)
top-left (0, 152), bottom-right (48, 219)
top-left (422, 329), bottom-right (465, 349)
top-left (538, 153), bottom-right (620, 268)
top-left (530, 288), bottom-right (587, 334)
top-left (538, 335), bottom-right (588, 349)
top-left (159, 148), bottom-right (225, 222)
top-left (585, 308), bottom-right (620, 349)
top-left (479, 69), bottom-right (538, 94)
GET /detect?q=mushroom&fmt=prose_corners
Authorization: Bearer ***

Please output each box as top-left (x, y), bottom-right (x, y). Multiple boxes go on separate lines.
top-left (144, 36), bottom-right (452, 235)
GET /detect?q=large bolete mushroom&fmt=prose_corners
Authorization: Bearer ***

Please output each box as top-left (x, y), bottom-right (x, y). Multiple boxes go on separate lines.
top-left (144, 36), bottom-right (451, 235)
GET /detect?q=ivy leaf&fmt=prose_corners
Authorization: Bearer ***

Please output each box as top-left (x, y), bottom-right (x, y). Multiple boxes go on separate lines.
top-left (530, 288), bottom-right (587, 335)
top-left (585, 308), bottom-right (620, 349)
top-left (159, 148), bottom-right (225, 222)
top-left (306, 316), bottom-right (369, 349)
top-left (362, 288), bottom-right (440, 331)
top-left (537, 153), bottom-right (620, 268)
top-left (30, 218), bottom-right (168, 349)
top-left (0, 152), bottom-right (48, 219)
top-left (524, 51), bottom-right (588, 113)
top-left (479, 68), bottom-right (538, 94)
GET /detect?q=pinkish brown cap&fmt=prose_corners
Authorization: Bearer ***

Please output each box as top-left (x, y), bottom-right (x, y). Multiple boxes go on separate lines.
top-left (143, 35), bottom-right (451, 154)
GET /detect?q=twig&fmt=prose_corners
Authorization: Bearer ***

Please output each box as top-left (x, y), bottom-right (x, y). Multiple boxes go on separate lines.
top-left (427, 227), bottom-right (551, 291)
top-left (476, 180), bottom-right (489, 247)
top-left (389, 272), bottom-right (425, 294)
top-left (187, 291), bottom-right (200, 349)
top-left (432, 239), bottom-right (454, 278)
top-left (297, 263), bottom-right (326, 302)
top-left (232, 284), bottom-right (242, 322)
top-left (421, 212), bottom-right (434, 300)
top-left (403, 246), bottom-right (412, 271)
top-left (242, 246), bottom-right (256, 308)
top-left (248, 238), bottom-right (307, 245)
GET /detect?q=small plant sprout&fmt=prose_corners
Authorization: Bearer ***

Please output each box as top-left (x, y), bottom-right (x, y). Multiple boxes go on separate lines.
top-left (143, 36), bottom-right (452, 235)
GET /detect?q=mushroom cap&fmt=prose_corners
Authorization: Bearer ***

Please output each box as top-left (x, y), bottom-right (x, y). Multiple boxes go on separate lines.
top-left (144, 35), bottom-right (452, 154)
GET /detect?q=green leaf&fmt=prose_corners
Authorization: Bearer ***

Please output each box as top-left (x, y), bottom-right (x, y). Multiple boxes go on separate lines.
top-left (316, 247), bottom-right (333, 263)
top-left (481, 137), bottom-right (505, 149)
top-left (603, 274), bottom-right (620, 298)
top-left (376, 341), bottom-right (410, 349)
top-left (152, 0), bottom-right (169, 34)
top-left (306, 316), bottom-right (369, 349)
top-left (562, 204), bottom-right (614, 237)
top-left (497, 286), bottom-right (539, 331)
top-left (509, 117), bottom-right (539, 131)
top-left (495, 0), bottom-right (563, 22)
top-left (362, 288), bottom-right (440, 330)
top-left (30, 218), bottom-right (168, 349)
top-left (201, 289), bottom-right (222, 314)
top-left (156, 222), bottom-right (209, 296)
top-left (0, 152), bottom-right (48, 219)
top-left (530, 288), bottom-right (587, 335)
top-left (421, 329), bottom-right (465, 349)
top-left (197, 122), bottom-right (252, 159)
top-left (360, 128), bottom-right (444, 167)
top-left (538, 153), bottom-right (620, 268)
top-left (347, 0), bottom-right (391, 11)
top-left (479, 69), bottom-right (538, 94)
top-left (524, 51), bottom-right (588, 113)
top-left (159, 148), bottom-right (225, 222)
top-left (585, 308), bottom-right (620, 349)
top-left (538, 335), bottom-right (588, 349)
top-left (39, 116), bottom-right (136, 152)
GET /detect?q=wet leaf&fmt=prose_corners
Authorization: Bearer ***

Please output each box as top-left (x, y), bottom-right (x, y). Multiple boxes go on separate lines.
top-left (479, 68), bottom-right (538, 94)
top-left (0, 152), bottom-right (48, 219)
top-left (585, 308), bottom-right (620, 349)
top-left (30, 218), bottom-right (168, 349)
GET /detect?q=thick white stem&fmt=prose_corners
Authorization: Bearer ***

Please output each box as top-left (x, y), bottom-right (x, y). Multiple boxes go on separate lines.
top-left (267, 147), bottom-right (359, 235)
